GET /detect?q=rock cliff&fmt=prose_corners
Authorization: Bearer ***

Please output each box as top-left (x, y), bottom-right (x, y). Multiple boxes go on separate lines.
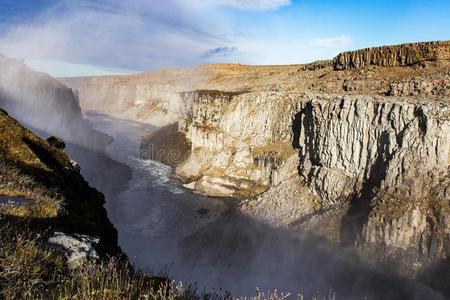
top-left (333, 41), bottom-right (450, 70)
top-left (143, 45), bottom-right (449, 283)
top-left (67, 41), bottom-right (449, 287)
top-left (175, 89), bottom-right (449, 280)
top-left (0, 54), bottom-right (111, 151)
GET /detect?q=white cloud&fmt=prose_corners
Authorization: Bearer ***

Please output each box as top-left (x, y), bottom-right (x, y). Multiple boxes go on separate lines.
top-left (0, 0), bottom-right (236, 73)
top-left (311, 36), bottom-right (353, 48)
top-left (0, 0), bottom-right (294, 76)
top-left (196, 0), bottom-right (291, 10)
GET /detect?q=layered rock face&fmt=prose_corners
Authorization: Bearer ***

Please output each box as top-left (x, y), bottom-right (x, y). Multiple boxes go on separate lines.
top-left (176, 91), bottom-right (301, 198)
top-left (0, 54), bottom-right (110, 150)
top-left (333, 41), bottom-right (450, 70)
top-left (295, 96), bottom-right (450, 276)
top-left (296, 96), bottom-right (449, 205)
top-left (176, 89), bottom-right (450, 277)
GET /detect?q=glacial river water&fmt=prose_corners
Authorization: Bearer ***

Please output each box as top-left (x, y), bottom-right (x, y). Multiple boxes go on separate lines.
top-left (63, 113), bottom-right (444, 300)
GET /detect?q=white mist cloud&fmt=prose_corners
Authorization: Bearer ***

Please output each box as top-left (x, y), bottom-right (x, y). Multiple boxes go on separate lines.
top-left (311, 36), bottom-right (353, 48)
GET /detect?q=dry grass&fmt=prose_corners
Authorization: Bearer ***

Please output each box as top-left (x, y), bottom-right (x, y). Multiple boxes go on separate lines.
top-left (0, 213), bottom-right (168, 300)
top-left (0, 215), bottom-right (66, 299)
top-left (0, 161), bottom-right (64, 219)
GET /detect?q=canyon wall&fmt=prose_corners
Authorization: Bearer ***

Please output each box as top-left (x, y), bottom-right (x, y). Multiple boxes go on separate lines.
top-left (176, 91), bottom-right (300, 198)
top-left (61, 76), bottom-right (185, 126)
top-left (0, 54), bottom-right (111, 150)
top-left (174, 90), bottom-right (450, 277)
top-left (58, 41), bottom-right (450, 279)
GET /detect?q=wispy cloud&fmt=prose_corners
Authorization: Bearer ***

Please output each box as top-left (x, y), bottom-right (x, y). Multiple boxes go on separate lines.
top-left (198, 0), bottom-right (291, 10)
top-left (0, 0), bottom-right (241, 73)
top-left (200, 46), bottom-right (238, 58)
top-left (311, 36), bottom-right (353, 48)
top-left (0, 0), bottom-right (297, 76)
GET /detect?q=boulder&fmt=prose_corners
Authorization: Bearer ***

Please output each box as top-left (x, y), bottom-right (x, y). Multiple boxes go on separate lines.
top-left (46, 136), bottom-right (66, 150)
top-left (47, 232), bottom-right (100, 269)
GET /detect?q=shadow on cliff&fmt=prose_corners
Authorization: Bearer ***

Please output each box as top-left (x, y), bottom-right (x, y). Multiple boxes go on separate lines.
top-left (417, 258), bottom-right (450, 299)
top-left (292, 105), bottom-right (394, 247)
top-left (179, 210), bottom-right (444, 299)
top-left (291, 104), bottom-right (382, 247)
top-left (339, 130), bottom-right (393, 247)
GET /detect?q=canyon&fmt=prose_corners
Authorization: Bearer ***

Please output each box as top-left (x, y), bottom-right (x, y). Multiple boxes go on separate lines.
top-left (0, 40), bottom-right (448, 298)
top-left (63, 41), bottom-right (450, 295)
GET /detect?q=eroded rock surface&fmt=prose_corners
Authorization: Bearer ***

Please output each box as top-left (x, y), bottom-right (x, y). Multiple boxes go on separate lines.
top-left (174, 89), bottom-right (450, 278)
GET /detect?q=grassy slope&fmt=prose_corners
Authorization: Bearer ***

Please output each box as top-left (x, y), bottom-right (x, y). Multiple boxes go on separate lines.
top-left (0, 108), bottom-right (118, 249)
top-left (0, 109), bottom-right (171, 299)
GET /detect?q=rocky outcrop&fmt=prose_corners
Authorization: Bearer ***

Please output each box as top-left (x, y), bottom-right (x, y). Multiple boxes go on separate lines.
top-left (0, 54), bottom-right (111, 151)
top-left (333, 41), bottom-right (450, 70)
top-left (388, 77), bottom-right (449, 97)
top-left (46, 136), bottom-right (66, 150)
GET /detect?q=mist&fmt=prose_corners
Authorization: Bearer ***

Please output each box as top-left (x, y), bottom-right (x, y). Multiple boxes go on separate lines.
top-left (0, 51), bottom-right (446, 300)
top-left (0, 54), bottom-right (111, 151)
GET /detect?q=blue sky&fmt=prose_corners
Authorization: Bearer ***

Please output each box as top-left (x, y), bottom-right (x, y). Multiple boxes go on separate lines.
top-left (0, 0), bottom-right (448, 77)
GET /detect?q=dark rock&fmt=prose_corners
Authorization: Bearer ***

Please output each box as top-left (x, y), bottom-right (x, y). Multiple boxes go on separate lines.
top-left (46, 136), bottom-right (66, 150)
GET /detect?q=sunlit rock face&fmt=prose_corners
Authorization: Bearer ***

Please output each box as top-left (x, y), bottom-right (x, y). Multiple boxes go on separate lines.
top-left (58, 41), bottom-right (449, 279)
top-left (0, 54), bottom-right (110, 150)
top-left (176, 91), bottom-right (302, 198)
top-left (176, 89), bottom-right (450, 276)
top-left (333, 41), bottom-right (450, 70)
top-left (63, 77), bottom-right (185, 127)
